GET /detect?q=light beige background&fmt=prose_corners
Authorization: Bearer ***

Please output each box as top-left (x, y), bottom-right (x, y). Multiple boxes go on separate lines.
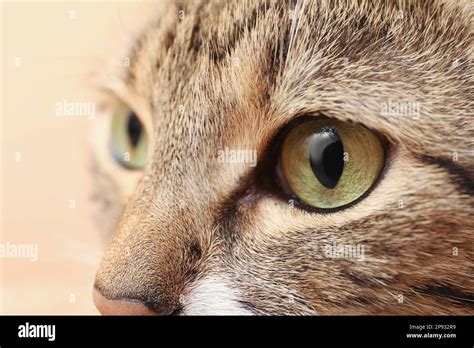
top-left (1, 1), bottom-right (157, 314)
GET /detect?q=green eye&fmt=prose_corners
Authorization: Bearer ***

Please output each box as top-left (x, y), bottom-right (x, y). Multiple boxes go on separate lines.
top-left (279, 118), bottom-right (385, 209)
top-left (110, 105), bottom-right (148, 170)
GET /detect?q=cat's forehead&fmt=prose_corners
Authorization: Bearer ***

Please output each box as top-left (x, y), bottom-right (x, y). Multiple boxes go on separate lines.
top-left (114, 0), bottom-right (472, 153)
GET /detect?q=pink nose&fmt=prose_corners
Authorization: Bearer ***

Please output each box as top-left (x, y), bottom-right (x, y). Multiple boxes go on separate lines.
top-left (93, 287), bottom-right (159, 315)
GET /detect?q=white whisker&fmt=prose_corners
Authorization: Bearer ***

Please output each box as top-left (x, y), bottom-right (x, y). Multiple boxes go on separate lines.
top-left (286, 0), bottom-right (306, 65)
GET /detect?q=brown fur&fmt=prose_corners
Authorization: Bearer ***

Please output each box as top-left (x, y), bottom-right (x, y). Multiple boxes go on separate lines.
top-left (92, 0), bottom-right (474, 314)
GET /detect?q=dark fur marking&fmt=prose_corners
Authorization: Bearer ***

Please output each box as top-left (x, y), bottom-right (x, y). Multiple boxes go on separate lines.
top-left (415, 283), bottom-right (474, 308)
top-left (420, 155), bottom-right (474, 195)
top-left (208, 2), bottom-right (269, 63)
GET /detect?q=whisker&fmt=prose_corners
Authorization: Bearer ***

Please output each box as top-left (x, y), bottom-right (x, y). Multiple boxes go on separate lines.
top-left (286, 0), bottom-right (306, 65)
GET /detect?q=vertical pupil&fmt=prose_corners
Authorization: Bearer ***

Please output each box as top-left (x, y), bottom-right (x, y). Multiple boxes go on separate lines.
top-left (127, 112), bottom-right (142, 148)
top-left (309, 127), bottom-right (344, 189)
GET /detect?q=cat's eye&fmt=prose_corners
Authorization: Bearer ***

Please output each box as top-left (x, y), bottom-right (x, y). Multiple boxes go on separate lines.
top-left (279, 118), bottom-right (385, 209)
top-left (109, 105), bottom-right (148, 170)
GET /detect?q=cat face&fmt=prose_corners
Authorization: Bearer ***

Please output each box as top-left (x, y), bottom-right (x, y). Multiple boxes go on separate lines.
top-left (91, 0), bottom-right (474, 315)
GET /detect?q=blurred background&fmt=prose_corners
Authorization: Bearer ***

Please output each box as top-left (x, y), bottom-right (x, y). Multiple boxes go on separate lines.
top-left (1, 1), bottom-right (157, 314)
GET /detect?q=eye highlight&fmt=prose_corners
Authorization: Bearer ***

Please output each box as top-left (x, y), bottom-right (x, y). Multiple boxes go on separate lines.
top-left (279, 117), bottom-right (385, 210)
top-left (109, 104), bottom-right (148, 170)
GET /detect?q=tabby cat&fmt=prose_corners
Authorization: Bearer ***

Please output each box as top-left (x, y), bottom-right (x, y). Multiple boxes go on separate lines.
top-left (91, 0), bottom-right (473, 315)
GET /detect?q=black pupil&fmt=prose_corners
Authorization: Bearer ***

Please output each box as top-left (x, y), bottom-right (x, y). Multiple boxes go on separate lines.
top-left (127, 112), bottom-right (142, 148)
top-left (308, 127), bottom-right (344, 189)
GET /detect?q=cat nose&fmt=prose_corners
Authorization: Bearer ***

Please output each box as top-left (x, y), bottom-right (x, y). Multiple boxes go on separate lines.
top-left (93, 287), bottom-right (159, 315)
